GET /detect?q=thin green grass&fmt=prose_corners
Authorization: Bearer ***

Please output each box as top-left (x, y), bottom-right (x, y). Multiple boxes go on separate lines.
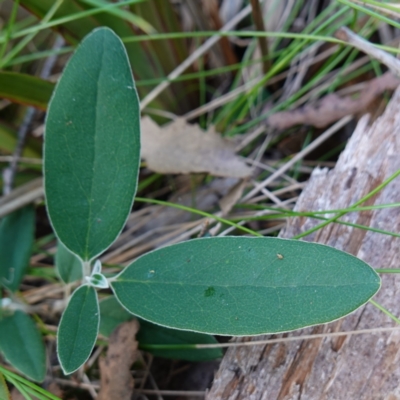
top-left (369, 299), bottom-right (400, 325)
top-left (293, 169), bottom-right (400, 239)
top-left (0, 0), bottom-right (64, 69)
top-left (0, 366), bottom-right (60, 400)
top-left (0, 0), bottom-right (20, 62)
top-left (0, 0), bottom-right (148, 43)
top-left (134, 197), bottom-right (262, 237)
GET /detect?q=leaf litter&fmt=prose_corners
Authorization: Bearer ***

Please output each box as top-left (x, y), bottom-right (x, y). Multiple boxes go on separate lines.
top-left (141, 116), bottom-right (253, 178)
top-left (268, 72), bottom-right (400, 129)
top-left (98, 320), bottom-right (139, 400)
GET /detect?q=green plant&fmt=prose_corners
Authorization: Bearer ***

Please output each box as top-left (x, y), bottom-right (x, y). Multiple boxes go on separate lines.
top-left (0, 22), bottom-right (380, 390)
top-left (0, 206), bottom-right (46, 383)
top-left (41, 27), bottom-right (379, 375)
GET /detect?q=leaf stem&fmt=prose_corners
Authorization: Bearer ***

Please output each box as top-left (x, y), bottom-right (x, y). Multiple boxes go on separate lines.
top-left (82, 261), bottom-right (91, 278)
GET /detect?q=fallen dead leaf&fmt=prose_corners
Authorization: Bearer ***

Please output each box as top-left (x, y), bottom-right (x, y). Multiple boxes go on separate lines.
top-left (98, 319), bottom-right (139, 400)
top-left (141, 116), bottom-right (253, 178)
top-left (268, 71), bottom-right (400, 129)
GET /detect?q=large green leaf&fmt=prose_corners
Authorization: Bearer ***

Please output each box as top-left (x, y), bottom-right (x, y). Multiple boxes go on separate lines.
top-left (0, 311), bottom-right (46, 382)
top-left (0, 72), bottom-right (54, 110)
top-left (56, 240), bottom-right (83, 284)
top-left (99, 296), bottom-right (222, 361)
top-left (44, 27), bottom-right (141, 261)
top-left (57, 285), bottom-right (99, 374)
top-left (111, 237), bottom-right (381, 336)
top-left (0, 206), bottom-right (35, 292)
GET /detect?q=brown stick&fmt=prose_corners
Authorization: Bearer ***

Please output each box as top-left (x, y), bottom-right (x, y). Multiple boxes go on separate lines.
top-left (250, 0), bottom-right (271, 75)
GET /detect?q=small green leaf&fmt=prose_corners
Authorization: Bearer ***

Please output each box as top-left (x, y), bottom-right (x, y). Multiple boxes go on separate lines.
top-left (138, 319), bottom-right (223, 361)
top-left (99, 296), bottom-right (222, 361)
top-left (0, 311), bottom-right (46, 382)
top-left (0, 206), bottom-right (35, 292)
top-left (111, 237), bottom-right (381, 336)
top-left (99, 296), bottom-right (133, 338)
top-left (86, 273), bottom-right (109, 289)
top-left (44, 27), bottom-right (141, 261)
top-left (0, 371), bottom-right (10, 400)
top-left (56, 241), bottom-right (83, 284)
top-left (57, 285), bottom-right (99, 374)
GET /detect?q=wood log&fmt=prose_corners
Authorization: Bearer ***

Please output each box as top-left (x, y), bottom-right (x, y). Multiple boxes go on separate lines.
top-left (206, 88), bottom-right (400, 400)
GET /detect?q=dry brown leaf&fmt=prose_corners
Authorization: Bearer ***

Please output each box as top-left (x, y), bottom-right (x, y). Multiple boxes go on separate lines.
top-left (268, 71), bottom-right (400, 129)
top-left (141, 117), bottom-right (253, 178)
top-left (98, 319), bottom-right (139, 400)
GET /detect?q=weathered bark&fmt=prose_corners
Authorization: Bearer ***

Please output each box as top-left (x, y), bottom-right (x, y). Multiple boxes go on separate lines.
top-left (207, 88), bottom-right (400, 400)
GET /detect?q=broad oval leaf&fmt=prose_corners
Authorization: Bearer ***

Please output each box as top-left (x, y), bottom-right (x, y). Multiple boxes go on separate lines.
top-left (57, 285), bottom-right (99, 374)
top-left (44, 27), bottom-right (141, 261)
top-left (99, 296), bottom-right (222, 361)
top-left (0, 206), bottom-right (35, 292)
top-left (0, 311), bottom-right (46, 382)
top-left (56, 240), bottom-right (83, 284)
top-left (111, 237), bottom-right (381, 336)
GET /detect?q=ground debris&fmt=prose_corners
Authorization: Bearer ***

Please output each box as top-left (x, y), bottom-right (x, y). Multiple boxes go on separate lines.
top-left (98, 319), bottom-right (139, 400)
top-left (268, 71), bottom-right (400, 129)
top-left (141, 116), bottom-right (253, 178)
top-left (219, 178), bottom-right (248, 215)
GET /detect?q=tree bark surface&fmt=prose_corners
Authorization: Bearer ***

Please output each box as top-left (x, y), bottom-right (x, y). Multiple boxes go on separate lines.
top-left (206, 88), bottom-right (400, 400)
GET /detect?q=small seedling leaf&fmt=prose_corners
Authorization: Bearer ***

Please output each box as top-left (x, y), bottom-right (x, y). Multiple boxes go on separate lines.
top-left (0, 206), bottom-right (35, 292)
top-left (56, 240), bottom-right (83, 284)
top-left (0, 311), bottom-right (46, 382)
top-left (44, 27), bottom-right (141, 261)
top-left (57, 285), bottom-right (99, 374)
top-left (111, 237), bottom-right (381, 336)
top-left (86, 273), bottom-right (109, 289)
